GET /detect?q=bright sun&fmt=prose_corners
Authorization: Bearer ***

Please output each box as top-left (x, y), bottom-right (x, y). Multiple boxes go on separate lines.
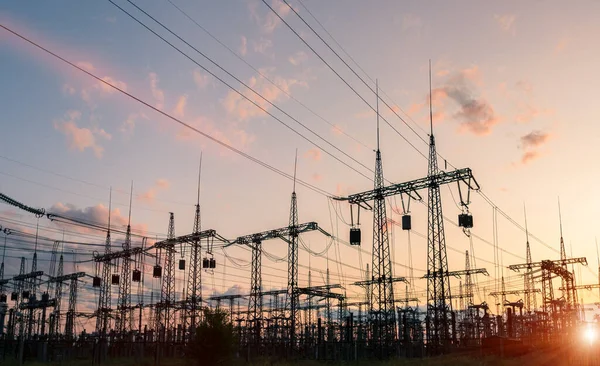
top-left (584, 325), bottom-right (597, 344)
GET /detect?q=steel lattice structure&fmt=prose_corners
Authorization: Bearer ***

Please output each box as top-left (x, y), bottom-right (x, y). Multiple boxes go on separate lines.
top-left (184, 194), bottom-right (202, 340)
top-left (286, 188), bottom-right (300, 349)
top-left (116, 195), bottom-right (134, 335)
top-left (96, 200), bottom-right (112, 338)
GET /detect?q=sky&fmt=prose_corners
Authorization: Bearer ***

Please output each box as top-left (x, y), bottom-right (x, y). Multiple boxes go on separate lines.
top-left (2, 0), bottom-right (600, 331)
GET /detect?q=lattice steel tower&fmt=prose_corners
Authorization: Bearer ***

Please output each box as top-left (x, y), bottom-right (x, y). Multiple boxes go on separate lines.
top-left (185, 157), bottom-right (203, 340)
top-left (286, 151), bottom-right (300, 349)
top-left (96, 192), bottom-right (112, 337)
top-left (117, 184), bottom-right (134, 335)
top-left (369, 80), bottom-right (396, 352)
top-left (426, 65), bottom-right (452, 352)
top-left (524, 205), bottom-right (536, 313)
top-left (161, 212), bottom-right (176, 338)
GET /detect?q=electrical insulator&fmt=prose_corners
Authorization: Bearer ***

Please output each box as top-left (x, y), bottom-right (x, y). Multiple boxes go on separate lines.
top-left (0, 294), bottom-right (6, 303)
top-left (111, 274), bottom-right (120, 285)
top-left (458, 213), bottom-right (474, 229)
top-left (22, 290), bottom-right (30, 299)
top-left (202, 258), bottom-right (209, 269)
top-left (153, 265), bottom-right (162, 278)
top-left (402, 215), bottom-right (412, 231)
top-left (132, 269), bottom-right (142, 282)
top-left (92, 277), bottom-right (101, 287)
top-left (179, 259), bottom-right (186, 270)
top-left (350, 228), bottom-right (361, 246)
top-left (10, 292), bottom-right (17, 301)
top-left (209, 258), bottom-right (216, 269)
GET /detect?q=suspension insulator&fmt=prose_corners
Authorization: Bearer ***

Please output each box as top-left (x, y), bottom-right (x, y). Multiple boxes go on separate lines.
top-left (92, 276), bottom-right (101, 287)
top-left (350, 228), bottom-right (361, 246)
top-left (402, 215), bottom-right (412, 231)
top-left (132, 269), bottom-right (142, 282)
top-left (111, 274), bottom-right (120, 285)
top-left (178, 259), bottom-right (186, 270)
top-left (153, 265), bottom-right (162, 278)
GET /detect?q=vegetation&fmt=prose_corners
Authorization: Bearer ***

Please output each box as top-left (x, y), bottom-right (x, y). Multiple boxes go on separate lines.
top-left (187, 308), bottom-right (238, 365)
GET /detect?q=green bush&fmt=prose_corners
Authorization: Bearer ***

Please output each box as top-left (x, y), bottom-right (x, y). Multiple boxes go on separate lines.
top-left (187, 308), bottom-right (238, 365)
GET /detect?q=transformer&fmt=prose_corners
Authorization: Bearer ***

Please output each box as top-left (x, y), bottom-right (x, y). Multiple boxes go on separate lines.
top-left (202, 258), bottom-right (210, 269)
top-left (111, 274), bottom-right (120, 285)
top-left (179, 259), bottom-right (186, 270)
top-left (10, 292), bottom-right (17, 301)
top-left (0, 294), bottom-right (6, 303)
top-left (209, 258), bottom-right (216, 269)
top-left (22, 290), bottom-right (30, 299)
top-left (92, 276), bottom-right (101, 287)
top-left (41, 293), bottom-right (49, 302)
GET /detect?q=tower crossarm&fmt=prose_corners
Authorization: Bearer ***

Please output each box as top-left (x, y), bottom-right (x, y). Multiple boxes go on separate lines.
top-left (13, 271), bottom-right (44, 281)
top-left (422, 268), bottom-right (488, 279)
top-left (352, 276), bottom-right (408, 287)
top-left (47, 272), bottom-right (86, 283)
top-left (334, 168), bottom-right (478, 206)
top-left (559, 284), bottom-right (600, 291)
top-left (226, 221), bottom-right (327, 247)
top-left (93, 247), bottom-right (145, 262)
top-left (509, 257), bottom-right (587, 272)
top-left (150, 229), bottom-right (226, 249)
top-left (489, 289), bottom-right (540, 296)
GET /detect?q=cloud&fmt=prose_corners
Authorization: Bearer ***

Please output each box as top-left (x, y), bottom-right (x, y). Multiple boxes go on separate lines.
top-left (222, 69), bottom-right (308, 120)
top-left (520, 130), bottom-right (551, 150)
top-left (173, 94), bottom-right (187, 118)
top-left (515, 80), bottom-right (532, 94)
top-left (521, 150), bottom-right (539, 164)
top-left (401, 14), bottom-right (422, 32)
top-left (304, 147), bottom-right (321, 161)
top-left (331, 124), bottom-right (344, 136)
top-left (494, 14), bottom-right (516, 35)
top-left (175, 115), bottom-right (255, 152)
top-left (312, 173), bottom-right (322, 182)
top-left (137, 179), bottom-right (170, 204)
top-left (261, 0), bottom-right (291, 34)
top-left (156, 179), bottom-right (170, 189)
top-left (518, 130), bottom-right (551, 165)
top-left (98, 76), bottom-right (127, 93)
top-left (54, 110), bottom-right (106, 158)
top-left (63, 84), bottom-right (76, 95)
top-left (555, 37), bottom-right (569, 53)
top-left (93, 127), bottom-right (112, 140)
top-left (239, 35), bottom-right (248, 56)
top-left (75, 61), bottom-right (95, 72)
top-left (193, 69), bottom-right (209, 89)
top-left (432, 68), bottom-right (500, 136)
top-left (253, 37), bottom-right (273, 54)
top-left (288, 51), bottom-right (307, 66)
top-left (149, 72), bottom-right (164, 109)
top-left (48, 202), bottom-right (148, 236)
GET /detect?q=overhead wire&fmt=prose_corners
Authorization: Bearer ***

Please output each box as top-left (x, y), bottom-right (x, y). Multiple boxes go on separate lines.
top-left (109, 0), bottom-right (374, 182)
top-left (0, 24), bottom-right (333, 198)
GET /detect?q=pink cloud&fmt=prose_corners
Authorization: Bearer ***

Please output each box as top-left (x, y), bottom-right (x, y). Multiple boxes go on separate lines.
top-left (49, 202), bottom-right (148, 237)
top-left (156, 179), bottom-right (170, 189)
top-left (288, 51), bottom-right (307, 66)
top-left (312, 173), bottom-right (322, 182)
top-left (98, 76), bottom-right (127, 93)
top-left (75, 61), bottom-right (95, 72)
top-left (331, 124), bottom-right (344, 136)
top-left (521, 150), bottom-right (540, 164)
top-left (173, 94), bottom-right (187, 118)
top-left (520, 130), bottom-right (551, 150)
top-left (222, 69), bottom-right (307, 121)
top-left (54, 110), bottom-right (106, 158)
top-left (239, 35), bottom-right (248, 56)
top-left (193, 70), bottom-right (209, 89)
top-left (149, 72), bottom-right (164, 109)
top-left (304, 147), bottom-right (322, 161)
top-left (494, 14), bottom-right (516, 35)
